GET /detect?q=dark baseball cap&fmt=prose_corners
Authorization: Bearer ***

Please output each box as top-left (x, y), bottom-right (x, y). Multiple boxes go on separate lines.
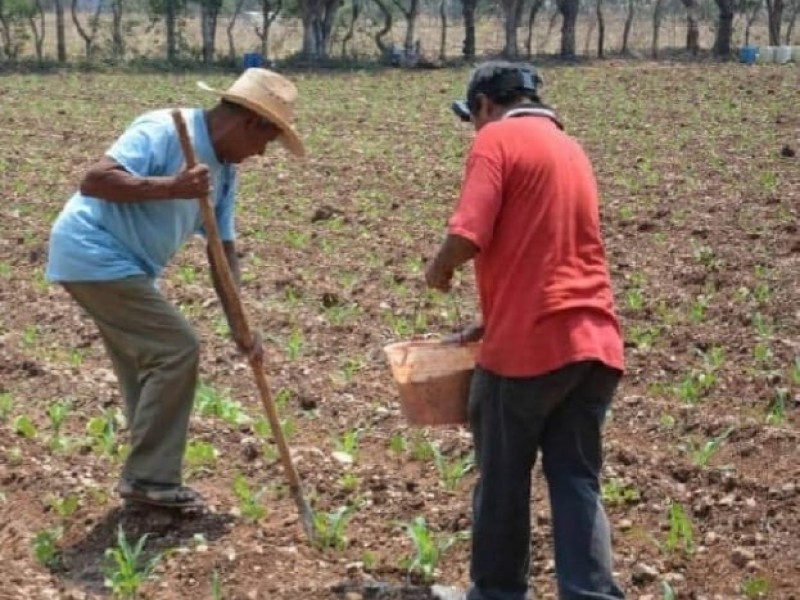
top-left (452, 61), bottom-right (543, 122)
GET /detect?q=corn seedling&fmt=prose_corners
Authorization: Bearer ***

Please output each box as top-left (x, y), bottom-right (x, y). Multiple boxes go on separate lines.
top-left (752, 312), bottom-right (774, 337)
top-left (410, 435), bottom-right (436, 462)
top-left (362, 550), bottom-right (378, 571)
top-left (22, 324), bottom-right (39, 348)
top-left (659, 413), bottom-right (676, 430)
top-left (791, 357), bottom-right (800, 386)
top-left (404, 516), bottom-right (468, 583)
top-left (766, 388), bottom-right (788, 425)
top-left (177, 265), bottom-right (198, 284)
top-left (86, 409), bottom-right (123, 457)
top-left (14, 414), bottom-right (38, 439)
top-left (625, 288), bottom-right (645, 311)
top-left (47, 494), bottom-right (79, 520)
top-left (432, 446), bottom-right (474, 491)
top-left (334, 429), bottom-right (361, 462)
top-left (0, 392), bottom-right (13, 421)
top-left (185, 441), bottom-right (219, 477)
top-left (753, 342), bottom-right (773, 366)
top-left (195, 383), bottom-right (250, 426)
top-left (664, 501), bottom-right (694, 556)
top-left (233, 473), bottom-right (267, 523)
top-left (389, 432), bottom-right (408, 454)
top-left (33, 526), bottom-right (63, 568)
top-left (286, 328), bottom-right (305, 360)
top-left (104, 525), bottom-right (162, 599)
top-left (690, 427), bottom-right (733, 467)
top-left (339, 472), bottom-right (361, 493)
top-left (47, 399), bottom-right (73, 451)
top-left (312, 506), bottom-right (353, 551)
top-left (601, 479), bottom-right (641, 506)
top-left (690, 294), bottom-right (711, 323)
top-left (661, 581), bottom-right (677, 600)
top-left (211, 570), bottom-right (224, 600)
top-left (628, 325), bottom-right (661, 351)
top-left (741, 576), bottom-right (770, 598)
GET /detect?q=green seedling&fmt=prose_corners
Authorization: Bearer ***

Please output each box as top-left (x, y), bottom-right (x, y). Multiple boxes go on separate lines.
top-left (766, 388), bottom-right (788, 425)
top-left (33, 526), bottom-right (63, 568)
top-left (195, 383), bottom-right (250, 426)
top-left (791, 357), bottom-right (800, 386)
top-left (86, 409), bottom-right (122, 457)
top-left (601, 479), bottom-right (641, 506)
top-left (625, 288), bottom-right (644, 311)
top-left (14, 414), bottom-right (38, 439)
top-left (286, 328), bottom-right (305, 360)
top-left (312, 506), bottom-right (353, 551)
top-left (659, 413), bottom-right (676, 430)
top-left (0, 392), bottom-right (13, 421)
top-left (47, 494), bottom-right (80, 520)
top-left (104, 525), bottom-right (162, 599)
top-left (334, 429), bottom-right (361, 462)
top-left (752, 312), bottom-right (774, 337)
top-left (432, 445), bottom-right (474, 491)
top-left (664, 501), bottom-right (693, 556)
top-left (211, 569), bottom-right (224, 600)
top-left (339, 472), bottom-right (361, 493)
top-left (753, 342), bottom-right (772, 366)
top-left (22, 324), bottom-right (39, 348)
top-left (185, 441), bottom-right (219, 477)
top-left (661, 581), bottom-right (677, 600)
top-left (690, 294), bottom-right (711, 322)
top-left (389, 432), bottom-right (408, 454)
top-left (68, 349), bottom-right (85, 368)
top-left (404, 516), bottom-right (468, 583)
top-left (233, 473), bottom-right (267, 523)
top-left (177, 264), bottom-right (197, 284)
top-left (690, 427), bottom-right (733, 467)
top-left (741, 576), bottom-right (770, 598)
top-left (628, 325), bottom-right (661, 351)
top-left (362, 550), bottom-right (378, 571)
top-left (47, 399), bottom-right (73, 451)
top-left (410, 435), bottom-right (436, 462)
top-left (339, 357), bottom-right (365, 383)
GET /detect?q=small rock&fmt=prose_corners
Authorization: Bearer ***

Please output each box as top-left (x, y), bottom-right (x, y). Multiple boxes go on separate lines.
top-left (704, 531), bottom-right (719, 546)
top-left (731, 547), bottom-right (755, 568)
top-left (344, 593), bottom-right (363, 600)
top-left (332, 451), bottom-right (354, 465)
top-left (632, 562), bottom-right (659, 585)
top-left (780, 144), bottom-right (796, 158)
top-left (619, 519), bottom-right (633, 531)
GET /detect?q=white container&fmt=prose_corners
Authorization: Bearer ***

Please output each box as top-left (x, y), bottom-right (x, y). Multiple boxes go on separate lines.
top-left (775, 46), bottom-right (792, 64)
top-left (757, 46), bottom-right (776, 63)
top-left (791, 46), bottom-right (800, 62)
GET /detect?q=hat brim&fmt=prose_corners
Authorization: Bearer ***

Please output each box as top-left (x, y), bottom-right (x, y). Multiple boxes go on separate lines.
top-left (198, 81), bottom-right (305, 159)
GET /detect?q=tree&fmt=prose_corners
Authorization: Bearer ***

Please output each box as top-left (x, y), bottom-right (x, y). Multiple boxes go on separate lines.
top-left (501, 0), bottom-right (524, 58)
top-left (713, 0), bottom-right (735, 57)
top-left (26, 0), bottom-right (43, 62)
top-left (786, 0), bottom-right (799, 42)
top-left (298, 0), bottom-right (341, 59)
top-left (55, 0), bottom-right (65, 62)
top-left (744, 0), bottom-right (762, 46)
top-left (438, 0), bottom-right (446, 61)
top-left (71, 0), bottom-right (103, 58)
top-left (765, 0), bottom-right (784, 44)
top-left (462, 0), bottom-right (477, 60)
top-left (111, 0), bottom-right (124, 59)
top-left (197, 0), bottom-right (223, 64)
top-left (226, 0), bottom-right (246, 61)
top-left (621, 0), bottom-right (636, 54)
top-left (524, 0), bottom-right (545, 58)
top-left (651, 0), bottom-right (665, 58)
top-left (596, 0), bottom-right (605, 57)
top-left (369, 0), bottom-right (392, 55)
top-left (680, 0), bottom-right (700, 54)
top-left (341, 0), bottom-right (359, 56)
top-left (557, 0), bottom-right (579, 58)
top-left (391, 0), bottom-right (420, 55)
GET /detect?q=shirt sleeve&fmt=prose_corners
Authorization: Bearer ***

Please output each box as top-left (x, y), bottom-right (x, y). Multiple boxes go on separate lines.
top-left (448, 141), bottom-right (503, 250)
top-left (105, 117), bottom-right (171, 177)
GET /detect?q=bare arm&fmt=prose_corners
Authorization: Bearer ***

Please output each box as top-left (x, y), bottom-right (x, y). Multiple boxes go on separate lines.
top-left (425, 233), bottom-right (480, 292)
top-left (79, 156), bottom-right (210, 203)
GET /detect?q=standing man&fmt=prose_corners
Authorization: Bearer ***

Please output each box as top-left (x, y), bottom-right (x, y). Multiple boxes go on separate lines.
top-left (426, 62), bottom-right (626, 600)
top-left (46, 68), bottom-right (304, 510)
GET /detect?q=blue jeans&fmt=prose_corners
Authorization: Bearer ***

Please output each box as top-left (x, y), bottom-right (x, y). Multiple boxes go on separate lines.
top-left (466, 361), bottom-right (625, 600)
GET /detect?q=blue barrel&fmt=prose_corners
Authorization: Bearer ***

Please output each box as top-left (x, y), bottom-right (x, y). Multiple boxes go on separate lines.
top-left (243, 52), bottom-right (266, 70)
top-left (739, 46), bottom-right (758, 64)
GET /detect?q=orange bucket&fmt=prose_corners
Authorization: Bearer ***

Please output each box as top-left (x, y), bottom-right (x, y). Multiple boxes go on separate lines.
top-left (383, 340), bottom-right (479, 426)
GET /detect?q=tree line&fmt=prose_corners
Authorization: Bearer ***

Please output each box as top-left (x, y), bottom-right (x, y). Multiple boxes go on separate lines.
top-left (0, 0), bottom-right (797, 66)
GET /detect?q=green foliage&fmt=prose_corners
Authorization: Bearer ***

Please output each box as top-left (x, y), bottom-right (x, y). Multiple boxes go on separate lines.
top-left (233, 473), bottom-right (267, 523)
top-left (86, 409), bottom-right (123, 457)
top-left (404, 516), bottom-right (467, 583)
top-left (33, 527), bottom-right (63, 567)
top-left (690, 427), bottom-right (733, 467)
top-left (285, 328), bottom-right (305, 360)
top-left (104, 526), bottom-right (162, 599)
top-left (766, 388), bottom-right (788, 425)
top-left (601, 479), bottom-right (641, 506)
top-left (389, 432), bottom-right (408, 454)
top-left (431, 445), bottom-right (474, 491)
top-left (195, 383), bottom-right (251, 426)
top-left (0, 392), bottom-right (13, 422)
top-left (334, 428), bottom-right (360, 461)
top-left (14, 414), bottom-right (37, 439)
top-left (664, 501), bottom-right (693, 556)
top-left (47, 494), bottom-right (80, 520)
top-left (211, 569), bottom-right (224, 600)
top-left (185, 440), bottom-right (219, 476)
top-left (410, 434), bottom-right (435, 462)
top-left (312, 506), bottom-right (353, 551)
top-left (741, 577), bottom-right (770, 598)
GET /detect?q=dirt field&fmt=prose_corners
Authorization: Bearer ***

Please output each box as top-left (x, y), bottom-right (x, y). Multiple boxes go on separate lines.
top-left (0, 62), bottom-right (798, 599)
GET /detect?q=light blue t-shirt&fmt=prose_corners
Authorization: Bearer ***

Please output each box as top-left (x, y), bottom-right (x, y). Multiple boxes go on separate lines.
top-left (46, 108), bottom-right (238, 282)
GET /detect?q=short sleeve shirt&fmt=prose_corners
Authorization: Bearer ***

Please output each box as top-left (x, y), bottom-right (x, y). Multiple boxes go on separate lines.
top-left (449, 114), bottom-right (624, 377)
top-left (46, 108), bottom-right (237, 282)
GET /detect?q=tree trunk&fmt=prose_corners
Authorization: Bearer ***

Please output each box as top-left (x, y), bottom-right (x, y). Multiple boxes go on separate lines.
top-left (745, 0), bottom-right (762, 46)
top-left (111, 0), bottom-right (124, 59)
top-left (200, 1), bottom-right (221, 64)
top-left (227, 0), bottom-right (246, 61)
top-left (27, 0), bottom-right (45, 63)
top-left (583, 13), bottom-right (595, 55)
top-left (0, 3), bottom-right (12, 60)
top-left (681, 0), bottom-right (699, 54)
top-left (786, 0), bottom-right (799, 42)
top-left (166, 0), bottom-right (178, 62)
top-left (652, 0), bottom-right (664, 58)
top-left (342, 0), bottom-right (359, 56)
top-left (300, 0), bottom-right (340, 59)
top-left (557, 0), bottom-right (579, 58)
top-left (71, 0), bottom-right (103, 59)
top-left (525, 0), bottom-right (544, 58)
top-left (392, 0), bottom-right (420, 55)
top-left (622, 0), bottom-right (635, 54)
top-left (502, 0), bottom-right (522, 57)
top-left (596, 0), bottom-right (605, 57)
top-left (439, 0), bottom-right (446, 61)
top-left (55, 0), bottom-right (66, 62)
top-left (370, 0), bottom-right (392, 54)
top-left (765, 0), bottom-right (784, 45)
top-left (713, 0), bottom-right (734, 57)
top-left (462, 0), bottom-right (477, 60)
top-left (255, 0), bottom-right (282, 60)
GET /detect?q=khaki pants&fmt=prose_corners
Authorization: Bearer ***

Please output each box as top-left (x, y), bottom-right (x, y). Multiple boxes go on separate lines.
top-left (63, 276), bottom-right (199, 485)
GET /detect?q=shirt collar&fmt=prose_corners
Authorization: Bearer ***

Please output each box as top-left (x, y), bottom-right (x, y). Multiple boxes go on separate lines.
top-left (191, 108), bottom-right (224, 170)
top-left (503, 107), bottom-right (564, 130)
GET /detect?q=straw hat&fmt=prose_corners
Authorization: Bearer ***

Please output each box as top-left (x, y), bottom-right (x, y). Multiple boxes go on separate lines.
top-left (198, 68), bottom-right (304, 158)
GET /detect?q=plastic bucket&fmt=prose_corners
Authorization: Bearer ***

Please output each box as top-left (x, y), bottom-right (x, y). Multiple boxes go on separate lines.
top-left (384, 340), bottom-right (479, 426)
top-left (739, 46), bottom-right (758, 64)
top-left (757, 46), bottom-right (776, 63)
top-left (792, 47), bottom-right (800, 62)
top-left (243, 52), bottom-right (266, 70)
top-left (775, 46), bottom-right (792, 64)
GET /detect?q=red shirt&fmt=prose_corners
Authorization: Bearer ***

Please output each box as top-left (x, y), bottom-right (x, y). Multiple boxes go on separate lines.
top-left (448, 113), bottom-right (624, 378)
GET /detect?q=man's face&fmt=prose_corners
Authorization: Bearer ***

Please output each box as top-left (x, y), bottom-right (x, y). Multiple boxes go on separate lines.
top-left (470, 94), bottom-right (495, 132)
top-left (228, 110), bottom-right (282, 163)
